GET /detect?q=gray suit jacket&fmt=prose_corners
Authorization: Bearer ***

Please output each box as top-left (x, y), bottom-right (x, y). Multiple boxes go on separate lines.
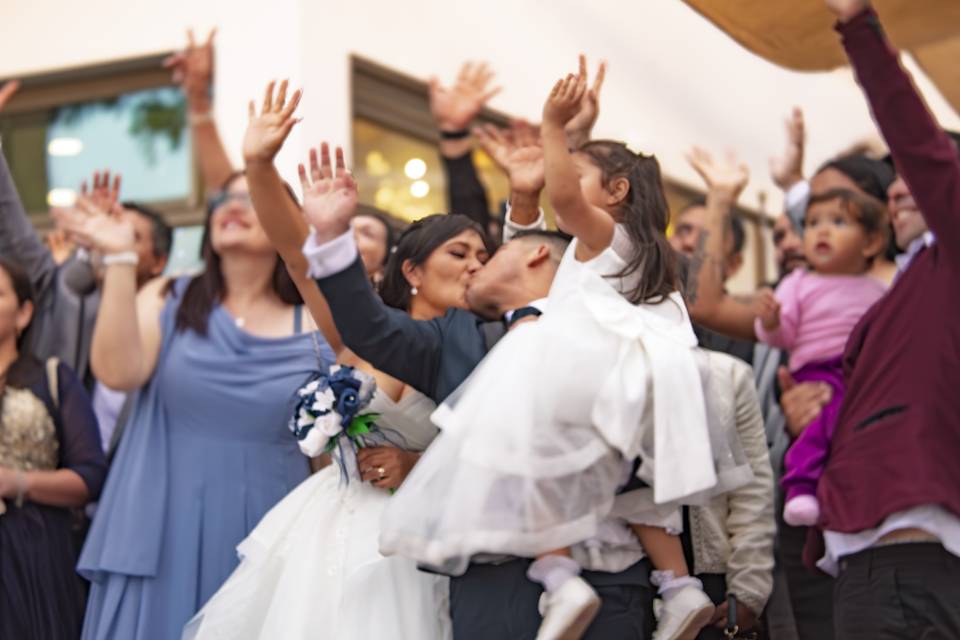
top-left (0, 153), bottom-right (100, 387)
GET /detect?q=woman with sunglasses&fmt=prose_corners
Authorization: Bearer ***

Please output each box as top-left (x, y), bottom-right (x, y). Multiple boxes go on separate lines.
top-left (182, 81), bottom-right (493, 640)
top-left (62, 163), bottom-right (337, 639)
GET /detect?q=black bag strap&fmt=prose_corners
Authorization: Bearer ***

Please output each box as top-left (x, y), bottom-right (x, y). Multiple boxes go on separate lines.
top-left (725, 593), bottom-right (760, 640)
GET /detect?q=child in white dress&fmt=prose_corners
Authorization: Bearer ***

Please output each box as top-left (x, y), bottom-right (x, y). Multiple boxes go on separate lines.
top-left (379, 70), bottom-right (750, 640)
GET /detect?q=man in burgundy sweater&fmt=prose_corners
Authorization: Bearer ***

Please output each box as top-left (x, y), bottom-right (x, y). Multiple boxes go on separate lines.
top-left (817, 2), bottom-right (960, 638)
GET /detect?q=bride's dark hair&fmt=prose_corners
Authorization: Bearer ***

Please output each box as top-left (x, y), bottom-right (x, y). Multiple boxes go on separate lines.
top-left (379, 214), bottom-right (494, 311)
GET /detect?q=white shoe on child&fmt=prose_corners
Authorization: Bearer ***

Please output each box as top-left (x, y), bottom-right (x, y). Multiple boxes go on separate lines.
top-left (536, 576), bottom-right (601, 640)
top-left (783, 494), bottom-right (820, 527)
top-left (652, 585), bottom-right (715, 640)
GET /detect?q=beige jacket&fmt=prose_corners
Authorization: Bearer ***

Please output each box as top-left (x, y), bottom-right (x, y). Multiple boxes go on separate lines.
top-left (689, 351), bottom-right (776, 616)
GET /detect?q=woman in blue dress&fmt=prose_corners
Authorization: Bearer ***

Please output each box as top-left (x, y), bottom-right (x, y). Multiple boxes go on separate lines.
top-left (64, 172), bottom-right (336, 640)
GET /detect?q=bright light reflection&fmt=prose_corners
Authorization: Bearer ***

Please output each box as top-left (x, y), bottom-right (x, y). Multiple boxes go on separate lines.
top-left (48, 137), bottom-right (84, 157)
top-left (404, 158), bottom-right (427, 179)
top-left (409, 180), bottom-right (430, 198)
top-left (47, 188), bottom-right (77, 207)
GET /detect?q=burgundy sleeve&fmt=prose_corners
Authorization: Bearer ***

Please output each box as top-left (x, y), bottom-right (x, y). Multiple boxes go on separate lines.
top-left (838, 8), bottom-right (960, 260)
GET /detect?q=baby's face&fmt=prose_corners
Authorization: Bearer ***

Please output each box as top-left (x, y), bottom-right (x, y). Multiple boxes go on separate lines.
top-left (803, 200), bottom-right (872, 275)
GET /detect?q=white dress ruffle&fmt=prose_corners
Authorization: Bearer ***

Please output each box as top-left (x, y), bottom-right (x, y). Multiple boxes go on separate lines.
top-left (183, 391), bottom-right (451, 640)
top-left (379, 228), bottom-right (752, 576)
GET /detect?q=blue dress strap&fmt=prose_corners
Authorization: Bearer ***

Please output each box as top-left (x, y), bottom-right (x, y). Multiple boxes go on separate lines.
top-left (293, 305), bottom-right (303, 335)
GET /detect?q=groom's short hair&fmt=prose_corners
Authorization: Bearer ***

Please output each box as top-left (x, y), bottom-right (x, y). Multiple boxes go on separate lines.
top-left (511, 230), bottom-right (571, 265)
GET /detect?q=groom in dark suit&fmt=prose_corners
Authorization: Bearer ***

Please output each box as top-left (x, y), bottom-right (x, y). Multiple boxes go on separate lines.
top-left (304, 213), bottom-right (655, 639)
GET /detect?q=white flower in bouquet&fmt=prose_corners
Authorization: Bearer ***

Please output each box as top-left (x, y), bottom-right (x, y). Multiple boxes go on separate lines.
top-left (298, 378), bottom-right (321, 398)
top-left (357, 372), bottom-right (376, 406)
top-left (310, 387), bottom-right (336, 414)
top-left (297, 411), bottom-right (344, 457)
top-left (296, 406), bottom-right (316, 430)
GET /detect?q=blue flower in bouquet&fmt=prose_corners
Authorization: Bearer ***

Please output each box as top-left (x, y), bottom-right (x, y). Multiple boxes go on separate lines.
top-left (289, 365), bottom-right (377, 457)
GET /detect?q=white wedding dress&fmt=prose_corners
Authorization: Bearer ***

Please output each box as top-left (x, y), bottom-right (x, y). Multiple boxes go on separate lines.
top-left (182, 390), bottom-right (451, 640)
top-left (379, 226), bottom-right (752, 576)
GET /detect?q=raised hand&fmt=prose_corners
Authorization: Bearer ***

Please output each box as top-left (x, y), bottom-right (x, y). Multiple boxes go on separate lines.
top-left (0, 79), bottom-right (20, 113)
top-left (543, 72), bottom-right (587, 129)
top-left (163, 28), bottom-right (217, 105)
top-left (564, 55), bottom-right (606, 148)
top-left (474, 123), bottom-right (544, 195)
top-left (824, 0), bottom-right (870, 22)
top-left (243, 80), bottom-right (302, 165)
top-left (687, 146), bottom-right (750, 201)
top-left (429, 62), bottom-right (501, 132)
top-left (81, 170), bottom-right (122, 213)
top-left (56, 195), bottom-right (135, 255)
top-left (299, 143), bottom-right (358, 241)
top-left (769, 107), bottom-right (805, 191)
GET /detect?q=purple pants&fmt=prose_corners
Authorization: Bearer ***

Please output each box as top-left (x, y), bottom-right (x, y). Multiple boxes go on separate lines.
top-left (782, 357), bottom-right (846, 501)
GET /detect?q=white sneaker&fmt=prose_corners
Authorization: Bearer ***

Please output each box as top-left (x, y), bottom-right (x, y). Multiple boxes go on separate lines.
top-left (535, 576), bottom-right (601, 640)
top-left (652, 585), bottom-right (715, 640)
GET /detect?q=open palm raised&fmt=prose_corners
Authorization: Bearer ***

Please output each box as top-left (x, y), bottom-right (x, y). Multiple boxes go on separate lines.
top-left (299, 143), bottom-right (358, 239)
top-left (687, 146), bottom-right (750, 201)
top-left (243, 80), bottom-right (302, 164)
top-left (474, 123), bottom-right (545, 194)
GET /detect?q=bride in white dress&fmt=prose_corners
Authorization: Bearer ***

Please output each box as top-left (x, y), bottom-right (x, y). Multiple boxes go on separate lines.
top-left (183, 97), bottom-right (497, 639)
top-left (183, 389), bottom-right (452, 640)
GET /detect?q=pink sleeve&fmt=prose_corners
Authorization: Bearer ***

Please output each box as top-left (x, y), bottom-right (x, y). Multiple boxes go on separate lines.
top-left (754, 269), bottom-right (804, 350)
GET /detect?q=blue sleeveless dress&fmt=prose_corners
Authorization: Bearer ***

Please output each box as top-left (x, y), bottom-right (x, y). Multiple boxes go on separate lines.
top-left (78, 280), bottom-right (334, 640)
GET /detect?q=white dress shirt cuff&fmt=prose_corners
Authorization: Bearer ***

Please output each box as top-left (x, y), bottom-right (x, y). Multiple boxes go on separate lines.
top-left (303, 228), bottom-right (358, 280)
top-left (502, 205), bottom-right (546, 243)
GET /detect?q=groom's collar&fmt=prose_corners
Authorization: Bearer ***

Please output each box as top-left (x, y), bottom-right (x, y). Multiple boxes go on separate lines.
top-left (503, 298), bottom-right (548, 326)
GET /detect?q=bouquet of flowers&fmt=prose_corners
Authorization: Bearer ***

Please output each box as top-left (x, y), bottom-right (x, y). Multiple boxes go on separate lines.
top-left (290, 365), bottom-right (379, 458)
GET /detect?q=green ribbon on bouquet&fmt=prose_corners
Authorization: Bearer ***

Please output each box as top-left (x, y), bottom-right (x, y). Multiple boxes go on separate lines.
top-left (321, 412), bottom-right (381, 454)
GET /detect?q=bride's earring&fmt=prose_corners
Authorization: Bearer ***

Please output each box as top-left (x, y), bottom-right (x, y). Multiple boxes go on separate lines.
top-left (410, 286), bottom-right (419, 296)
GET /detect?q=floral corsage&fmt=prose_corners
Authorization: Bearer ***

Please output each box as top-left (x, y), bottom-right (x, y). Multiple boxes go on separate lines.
top-left (290, 365), bottom-right (379, 458)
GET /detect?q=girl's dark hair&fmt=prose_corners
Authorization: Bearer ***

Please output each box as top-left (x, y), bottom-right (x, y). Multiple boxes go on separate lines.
top-left (380, 214), bottom-right (494, 311)
top-left (170, 171), bottom-right (302, 335)
top-left (579, 140), bottom-right (678, 304)
top-left (805, 187), bottom-right (889, 262)
top-left (0, 258), bottom-right (42, 389)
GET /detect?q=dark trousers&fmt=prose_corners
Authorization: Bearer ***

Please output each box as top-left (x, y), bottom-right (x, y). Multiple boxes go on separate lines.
top-left (776, 488), bottom-right (834, 640)
top-left (834, 543), bottom-right (960, 640)
top-left (449, 559), bottom-right (655, 639)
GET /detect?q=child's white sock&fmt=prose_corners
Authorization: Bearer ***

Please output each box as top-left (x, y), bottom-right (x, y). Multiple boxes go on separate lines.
top-left (650, 570), bottom-right (704, 601)
top-left (527, 555), bottom-right (582, 593)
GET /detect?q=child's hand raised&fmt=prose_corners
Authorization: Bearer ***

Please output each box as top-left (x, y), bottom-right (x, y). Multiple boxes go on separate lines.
top-left (754, 288), bottom-right (781, 331)
top-left (542, 73), bottom-right (587, 129)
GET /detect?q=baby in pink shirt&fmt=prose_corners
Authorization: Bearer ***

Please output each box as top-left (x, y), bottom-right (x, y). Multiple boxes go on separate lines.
top-left (755, 188), bottom-right (888, 527)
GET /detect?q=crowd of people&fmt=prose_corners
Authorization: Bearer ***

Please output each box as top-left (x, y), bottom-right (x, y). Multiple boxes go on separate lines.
top-left (0, 0), bottom-right (957, 638)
